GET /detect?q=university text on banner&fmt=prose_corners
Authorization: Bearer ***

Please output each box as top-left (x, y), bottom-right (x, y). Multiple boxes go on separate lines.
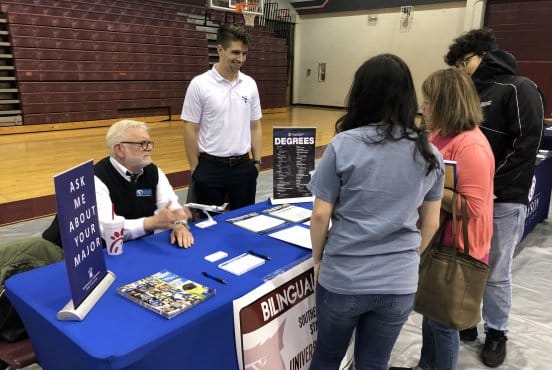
top-left (233, 259), bottom-right (316, 370)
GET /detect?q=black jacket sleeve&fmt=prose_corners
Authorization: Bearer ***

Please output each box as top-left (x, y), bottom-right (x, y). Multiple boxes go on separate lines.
top-left (493, 79), bottom-right (544, 193)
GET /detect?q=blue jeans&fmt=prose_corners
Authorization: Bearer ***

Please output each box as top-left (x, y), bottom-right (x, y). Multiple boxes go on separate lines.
top-left (483, 203), bottom-right (527, 333)
top-left (310, 284), bottom-right (414, 370)
top-left (418, 317), bottom-right (459, 370)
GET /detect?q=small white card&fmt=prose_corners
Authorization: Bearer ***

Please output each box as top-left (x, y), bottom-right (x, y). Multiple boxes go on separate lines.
top-left (204, 251), bottom-right (228, 262)
top-left (218, 253), bottom-right (266, 276)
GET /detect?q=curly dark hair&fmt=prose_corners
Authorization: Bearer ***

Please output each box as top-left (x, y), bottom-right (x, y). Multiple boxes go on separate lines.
top-left (444, 28), bottom-right (498, 66)
top-left (217, 23), bottom-right (252, 48)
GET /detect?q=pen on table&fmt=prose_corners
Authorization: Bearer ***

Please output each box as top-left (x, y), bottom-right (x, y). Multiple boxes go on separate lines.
top-left (248, 250), bottom-right (271, 260)
top-left (202, 271), bottom-right (226, 285)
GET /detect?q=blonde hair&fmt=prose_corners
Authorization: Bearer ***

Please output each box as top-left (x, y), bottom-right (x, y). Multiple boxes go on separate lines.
top-left (106, 119), bottom-right (149, 156)
top-left (422, 68), bottom-right (483, 135)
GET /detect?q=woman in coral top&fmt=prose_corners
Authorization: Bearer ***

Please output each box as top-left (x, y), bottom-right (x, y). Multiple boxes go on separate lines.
top-left (391, 68), bottom-right (494, 370)
top-left (425, 70), bottom-right (495, 265)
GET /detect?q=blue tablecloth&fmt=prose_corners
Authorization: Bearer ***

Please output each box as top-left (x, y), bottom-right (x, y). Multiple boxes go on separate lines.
top-left (5, 201), bottom-right (312, 370)
top-left (541, 127), bottom-right (552, 150)
top-left (523, 152), bottom-right (552, 238)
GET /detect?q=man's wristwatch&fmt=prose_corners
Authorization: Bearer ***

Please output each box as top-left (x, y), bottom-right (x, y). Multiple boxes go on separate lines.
top-left (173, 220), bottom-right (190, 230)
top-left (252, 159), bottom-right (261, 166)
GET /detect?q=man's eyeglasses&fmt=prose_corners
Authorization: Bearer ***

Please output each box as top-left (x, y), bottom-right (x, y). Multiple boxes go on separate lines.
top-left (119, 140), bottom-right (155, 150)
top-left (456, 54), bottom-right (477, 68)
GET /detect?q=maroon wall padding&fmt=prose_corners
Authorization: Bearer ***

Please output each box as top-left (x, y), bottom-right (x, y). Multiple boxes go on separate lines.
top-left (485, 0), bottom-right (552, 118)
top-left (0, 0), bottom-right (290, 125)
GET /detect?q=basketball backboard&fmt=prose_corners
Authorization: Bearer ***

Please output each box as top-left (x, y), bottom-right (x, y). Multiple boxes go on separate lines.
top-left (209, 0), bottom-right (264, 15)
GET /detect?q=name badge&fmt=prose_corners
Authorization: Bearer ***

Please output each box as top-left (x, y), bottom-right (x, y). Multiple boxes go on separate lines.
top-left (136, 189), bottom-right (153, 197)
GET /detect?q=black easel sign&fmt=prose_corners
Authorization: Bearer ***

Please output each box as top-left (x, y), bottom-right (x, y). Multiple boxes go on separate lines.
top-left (272, 127), bottom-right (316, 202)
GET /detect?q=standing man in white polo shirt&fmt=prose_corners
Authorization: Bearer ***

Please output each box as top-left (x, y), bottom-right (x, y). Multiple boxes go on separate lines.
top-left (181, 23), bottom-right (262, 210)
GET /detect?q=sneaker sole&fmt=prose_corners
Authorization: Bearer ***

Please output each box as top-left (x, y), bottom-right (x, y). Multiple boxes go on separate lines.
top-left (481, 357), bottom-right (503, 368)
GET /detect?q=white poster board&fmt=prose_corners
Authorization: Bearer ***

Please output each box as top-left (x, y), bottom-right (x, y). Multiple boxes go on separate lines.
top-left (232, 259), bottom-right (353, 370)
top-left (233, 259), bottom-right (316, 370)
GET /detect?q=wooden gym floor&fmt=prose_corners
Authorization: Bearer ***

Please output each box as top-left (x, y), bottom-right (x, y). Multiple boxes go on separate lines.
top-left (0, 106), bottom-right (344, 225)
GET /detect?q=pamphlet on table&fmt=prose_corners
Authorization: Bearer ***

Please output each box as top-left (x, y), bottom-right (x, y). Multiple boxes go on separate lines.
top-left (117, 270), bottom-right (215, 319)
top-left (268, 225), bottom-right (312, 249)
top-left (226, 212), bottom-right (285, 233)
top-left (263, 204), bottom-right (312, 223)
top-left (218, 253), bottom-right (266, 276)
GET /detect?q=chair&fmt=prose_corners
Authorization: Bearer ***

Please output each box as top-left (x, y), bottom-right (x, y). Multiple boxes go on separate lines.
top-left (0, 289), bottom-right (36, 369)
top-left (0, 237), bottom-right (63, 369)
top-left (0, 337), bottom-right (36, 369)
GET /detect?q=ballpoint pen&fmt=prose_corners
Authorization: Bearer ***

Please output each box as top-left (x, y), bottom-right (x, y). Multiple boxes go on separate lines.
top-left (248, 250), bottom-right (271, 260)
top-left (202, 271), bottom-right (226, 285)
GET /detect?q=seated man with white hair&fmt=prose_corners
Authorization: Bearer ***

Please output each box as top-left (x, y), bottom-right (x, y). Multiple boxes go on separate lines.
top-left (43, 119), bottom-right (194, 248)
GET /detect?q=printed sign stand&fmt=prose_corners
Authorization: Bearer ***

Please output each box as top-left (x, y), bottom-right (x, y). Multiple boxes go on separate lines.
top-left (52, 160), bottom-right (116, 321)
top-left (270, 127), bottom-right (316, 204)
top-left (57, 271), bottom-right (116, 321)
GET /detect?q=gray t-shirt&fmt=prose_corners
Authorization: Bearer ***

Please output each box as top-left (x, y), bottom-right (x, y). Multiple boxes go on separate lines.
top-left (308, 125), bottom-right (444, 295)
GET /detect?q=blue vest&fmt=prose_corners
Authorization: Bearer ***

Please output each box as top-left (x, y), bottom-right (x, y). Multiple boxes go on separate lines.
top-left (42, 158), bottom-right (159, 248)
top-left (94, 157), bottom-right (158, 220)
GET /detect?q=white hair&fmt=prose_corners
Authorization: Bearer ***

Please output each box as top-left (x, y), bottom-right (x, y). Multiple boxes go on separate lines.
top-left (106, 119), bottom-right (149, 156)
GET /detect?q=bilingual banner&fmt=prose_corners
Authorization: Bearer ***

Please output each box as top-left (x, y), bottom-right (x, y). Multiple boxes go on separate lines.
top-left (273, 127), bottom-right (316, 201)
top-left (233, 259), bottom-right (317, 370)
top-left (54, 160), bottom-right (107, 308)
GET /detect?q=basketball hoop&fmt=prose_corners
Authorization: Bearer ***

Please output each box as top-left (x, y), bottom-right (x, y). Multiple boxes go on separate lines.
top-left (236, 2), bottom-right (258, 27)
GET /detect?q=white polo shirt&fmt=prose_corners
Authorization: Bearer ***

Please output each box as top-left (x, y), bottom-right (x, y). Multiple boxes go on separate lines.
top-left (181, 65), bottom-right (262, 157)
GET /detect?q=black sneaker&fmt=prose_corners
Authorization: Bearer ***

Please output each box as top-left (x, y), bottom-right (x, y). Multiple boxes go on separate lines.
top-left (481, 328), bottom-right (507, 367)
top-left (460, 326), bottom-right (478, 342)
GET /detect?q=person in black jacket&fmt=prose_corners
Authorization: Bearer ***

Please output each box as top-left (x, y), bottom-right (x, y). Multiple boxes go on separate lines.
top-left (444, 29), bottom-right (544, 367)
top-left (43, 120), bottom-right (194, 249)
